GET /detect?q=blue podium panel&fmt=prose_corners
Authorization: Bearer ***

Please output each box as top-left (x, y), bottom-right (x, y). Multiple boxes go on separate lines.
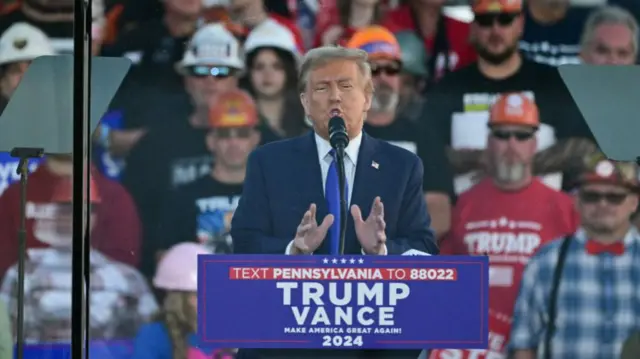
top-left (18, 341), bottom-right (133, 359)
top-left (198, 255), bottom-right (489, 350)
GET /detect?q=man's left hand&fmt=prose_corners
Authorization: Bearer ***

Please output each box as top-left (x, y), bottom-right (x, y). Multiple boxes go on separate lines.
top-left (351, 197), bottom-right (387, 255)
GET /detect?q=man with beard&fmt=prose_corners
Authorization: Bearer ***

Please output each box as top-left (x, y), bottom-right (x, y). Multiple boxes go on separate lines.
top-left (346, 26), bottom-right (455, 238)
top-left (433, 93), bottom-right (578, 359)
top-left (511, 152), bottom-right (640, 359)
top-left (519, 0), bottom-right (591, 66)
top-left (424, 0), bottom-right (595, 196)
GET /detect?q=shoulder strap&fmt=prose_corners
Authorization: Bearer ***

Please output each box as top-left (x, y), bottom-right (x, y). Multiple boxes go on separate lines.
top-left (543, 235), bottom-right (572, 359)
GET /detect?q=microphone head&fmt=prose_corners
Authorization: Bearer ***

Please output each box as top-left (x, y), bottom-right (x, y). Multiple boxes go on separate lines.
top-left (328, 116), bottom-right (349, 150)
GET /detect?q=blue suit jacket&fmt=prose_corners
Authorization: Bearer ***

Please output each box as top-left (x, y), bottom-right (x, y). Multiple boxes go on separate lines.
top-left (231, 131), bottom-right (438, 255)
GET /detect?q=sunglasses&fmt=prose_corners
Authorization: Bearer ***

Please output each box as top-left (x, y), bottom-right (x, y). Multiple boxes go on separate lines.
top-left (370, 64), bottom-right (401, 76)
top-left (189, 65), bottom-right (234, 78)
top-left (579, 191), bottom-right (629, 205)
top-left (214, 127), bottom-right (253, 139)
top-left (491, 130), bottom-right (535, 141)
top-left (474, 13), bottom-right (519, 27)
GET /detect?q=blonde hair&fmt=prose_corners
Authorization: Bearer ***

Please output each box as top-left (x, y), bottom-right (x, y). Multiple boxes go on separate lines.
top-left (154, 291), bottom-right (197, 359)
top-left (581, 5), bottom-right (639, 55)
top-left (298, 46), bottom-right (374, 94)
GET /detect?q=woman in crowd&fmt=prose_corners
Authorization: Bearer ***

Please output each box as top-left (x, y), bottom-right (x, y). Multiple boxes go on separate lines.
top-left (241, 20), bottom-right (308, 142)
top-left (132, 242), bottom-right (236, 359)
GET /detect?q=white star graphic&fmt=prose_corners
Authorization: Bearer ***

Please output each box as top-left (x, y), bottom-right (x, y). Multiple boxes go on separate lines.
top-left (323, 258), bottom-right (329, 264)
top-left (332, 258), bottom-right (338, 264)
top-left (340, 258), bottom-right (347, 264)
top-left (349, 258), bottom-right (356, 264)
top-left (358, 258), bottom-right (364, 264)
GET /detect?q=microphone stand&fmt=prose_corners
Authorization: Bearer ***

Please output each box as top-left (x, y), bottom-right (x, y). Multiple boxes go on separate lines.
top-left (335, 145), bottom-right (348, 255)
top-left (10, 147), bottom-right (44, 359)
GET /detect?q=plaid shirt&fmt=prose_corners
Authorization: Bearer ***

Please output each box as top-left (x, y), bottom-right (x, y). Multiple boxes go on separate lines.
top-left (0, 247), bottom-right (158, 343)
top-left (510, 227), bottom-right (640, 358)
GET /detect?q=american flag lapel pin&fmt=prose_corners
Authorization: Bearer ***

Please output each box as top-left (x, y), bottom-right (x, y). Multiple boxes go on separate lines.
top-left (371, 161), bottom-right (379, 169)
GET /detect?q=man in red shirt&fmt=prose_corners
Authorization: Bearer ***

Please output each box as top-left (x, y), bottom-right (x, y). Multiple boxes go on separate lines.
top-left (433, 93), bottom-right (579, 359)
top-left (0, 155), bottom-right (141, 277)
top-left (382, 0), bottom-right (476, 81)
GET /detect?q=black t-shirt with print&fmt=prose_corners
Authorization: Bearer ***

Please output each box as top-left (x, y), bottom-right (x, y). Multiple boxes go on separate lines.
top-left (156, 175), bottom-right (243, 257)
top-left (123, 119), bottom-right (277, 276)
top-left (520, 6), bottom-right (591, 66)
top-left (425, 59), bottom-right (593, 146)
top-left (121, 120), bottom-right (211, 277)
top-left (364, 113), bottom-right (455, 199)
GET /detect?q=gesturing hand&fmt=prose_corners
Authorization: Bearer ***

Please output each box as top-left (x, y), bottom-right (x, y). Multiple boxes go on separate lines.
top-left (351, 197), bottom-right (387, 255)
top-left (291, 204), bottom-right (334, 255)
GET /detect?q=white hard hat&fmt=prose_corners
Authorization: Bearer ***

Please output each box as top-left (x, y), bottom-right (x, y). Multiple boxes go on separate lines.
top-left (176, 23), bottom-right (244, 73)
top-left (0, 23), bottom-right (55, 66)
top-left (244, 19), bottom-right (300, 60)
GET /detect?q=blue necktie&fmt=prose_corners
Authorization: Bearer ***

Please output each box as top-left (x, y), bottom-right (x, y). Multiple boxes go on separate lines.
top-left (326, 150), bottom-right (348, 255)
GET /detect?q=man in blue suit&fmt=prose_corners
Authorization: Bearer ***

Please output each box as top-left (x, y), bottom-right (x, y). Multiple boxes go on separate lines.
top-left (231, 45), bottom-right (437, 359)
top-left (231, 46), bottom-right (437, 257)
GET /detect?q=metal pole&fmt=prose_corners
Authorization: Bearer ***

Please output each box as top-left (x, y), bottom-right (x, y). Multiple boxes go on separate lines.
top-left (72, 0), bottom-right (91, 358)
top-left (10, 148), bottom-right (44, 359)
top-left (15, 160), bottom-right (27, 359)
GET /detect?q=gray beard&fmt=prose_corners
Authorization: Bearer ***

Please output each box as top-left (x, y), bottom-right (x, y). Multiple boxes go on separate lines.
top-left (370, 92), bottom-right (399, 113)
top-left (495, 162), bottom-right (526, 183)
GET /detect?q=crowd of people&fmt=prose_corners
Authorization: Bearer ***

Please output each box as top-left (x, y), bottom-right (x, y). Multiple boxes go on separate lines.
top-left (0, 0), bottom-right (639, 358)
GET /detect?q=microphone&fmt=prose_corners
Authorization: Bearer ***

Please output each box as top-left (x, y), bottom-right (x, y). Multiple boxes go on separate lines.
top-left (328, 115), bottom-right (349, 151)
top-left (327, 114), bottom-right (348, 255)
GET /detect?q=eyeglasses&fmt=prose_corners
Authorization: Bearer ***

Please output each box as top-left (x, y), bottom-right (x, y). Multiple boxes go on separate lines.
top-left (491, 130), bottom-right (535, 141)
top-left (189, 65), bottom-right (234, 78)
top-left (579, 191), bottom-right (629, 205)
top-left (474, 13), bottom-right (519, 27)
top-left (370, 64), bottom-right (401, 76)
top-left (214, 127), bottom-right (253, 139)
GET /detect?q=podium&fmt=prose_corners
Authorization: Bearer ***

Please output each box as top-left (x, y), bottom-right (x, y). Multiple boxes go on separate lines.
top-left (198, 255), bottom-right (489, 359)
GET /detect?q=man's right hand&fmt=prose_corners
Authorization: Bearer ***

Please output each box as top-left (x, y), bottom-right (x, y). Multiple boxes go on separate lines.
top-left (291, 204), bottom-right (334, 255)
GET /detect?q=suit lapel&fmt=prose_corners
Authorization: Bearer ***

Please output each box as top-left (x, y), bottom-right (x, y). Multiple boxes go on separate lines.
top-left (296, 132), bottom-right (328, 219)
top-left (347, 133), bottom-right (380, 253)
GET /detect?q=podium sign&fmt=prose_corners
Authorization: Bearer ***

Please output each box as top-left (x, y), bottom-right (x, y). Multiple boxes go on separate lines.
top-left (198, 255), bottom-right (489, 350)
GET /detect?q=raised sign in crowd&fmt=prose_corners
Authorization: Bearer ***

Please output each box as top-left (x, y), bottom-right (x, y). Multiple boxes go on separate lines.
top-left (0, 0), bottom-right (639, 358)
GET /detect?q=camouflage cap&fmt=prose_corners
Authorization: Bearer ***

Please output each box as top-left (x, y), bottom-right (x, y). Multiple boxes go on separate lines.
top-left (578, 152), bottom-right (639, 191)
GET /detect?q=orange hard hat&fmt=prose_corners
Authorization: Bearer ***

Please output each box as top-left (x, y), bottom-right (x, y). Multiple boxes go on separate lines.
top-left (472, 0), bottom-right (522, 14)
top-left (489, 93), bottom-right (539, 128)
top-left (208, 89), bottom-right (258, 129)
top-left (346, 25), bottom-right (401, 61)
top-left (50, 175), bottom-right (102, 204)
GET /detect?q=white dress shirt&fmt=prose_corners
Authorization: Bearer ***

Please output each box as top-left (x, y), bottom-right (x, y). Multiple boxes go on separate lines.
top-left (285, 131), bottom-right (387, 255)
top-left (315, 132), bottom-right (360, 204)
